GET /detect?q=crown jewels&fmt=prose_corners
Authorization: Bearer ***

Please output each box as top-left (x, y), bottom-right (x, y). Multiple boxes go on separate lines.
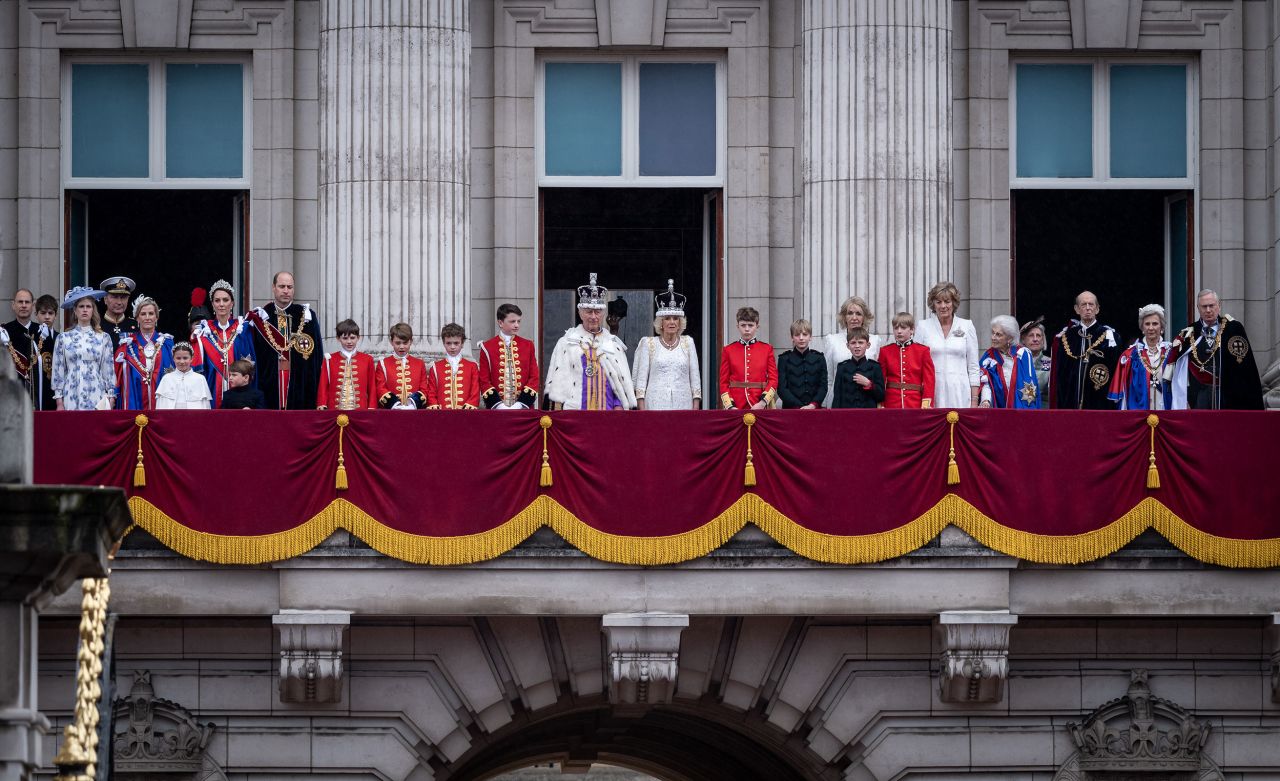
top-left (577, 273), bottom-right (609, 310)
top-left (655, 279), bottom-right (687, 318)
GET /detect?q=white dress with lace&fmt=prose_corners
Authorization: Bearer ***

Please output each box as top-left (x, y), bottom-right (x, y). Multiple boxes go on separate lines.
top-left (632, 335), bottom-right (701, 410)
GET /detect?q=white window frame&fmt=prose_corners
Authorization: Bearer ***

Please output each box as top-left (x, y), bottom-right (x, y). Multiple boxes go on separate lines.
top-left (1009, 56), bottom-right (1197, 190)
top-left (536, 53), bottom-right (726, 188)
top-left (61, 54), bottom-right (252, 190)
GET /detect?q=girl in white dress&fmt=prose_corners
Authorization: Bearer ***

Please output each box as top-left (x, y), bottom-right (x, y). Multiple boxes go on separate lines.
top-left (156, 343), bottom-right (213, 410)
top-left (914, 281), bottom-right (980, 409)
top-left (52, 287), bottom-right (116, 411)
top-left (821, 296), bottom-right (882, 408)
top-left (633, 281), bottom-right (702, 410)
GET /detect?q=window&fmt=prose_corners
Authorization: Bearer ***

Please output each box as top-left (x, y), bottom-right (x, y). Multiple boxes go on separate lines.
top-left (538, 56), bottom-right (725, 186)
top-left (1011, 59), bottom-right (1194, 187)
top-left (64, 57), bottom-right (250, 187)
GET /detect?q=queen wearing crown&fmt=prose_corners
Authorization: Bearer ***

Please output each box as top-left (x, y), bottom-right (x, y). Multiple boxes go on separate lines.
top-left (545, 273), bottom-right (636, 410)
top-left (632, 280), bottom-right (701, 410)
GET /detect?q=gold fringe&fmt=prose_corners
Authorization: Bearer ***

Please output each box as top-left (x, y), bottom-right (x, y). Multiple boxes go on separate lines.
top-left (123, 493), bottom-right (1280, 569)
top-left (1145, 414), bottom-right (1161, 490)
top-left (742, 412), bottom-right (758, 488)
top-left (945, 411), bottom-right (960, 485)
top-left (335, 414), bottom-right (349, 491)
top-left (132, 414), bottom-right (149, 488)
top-left (539, 415), bottom-right (553, 488)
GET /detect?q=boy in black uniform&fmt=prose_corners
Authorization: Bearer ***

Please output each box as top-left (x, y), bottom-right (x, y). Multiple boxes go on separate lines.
top-left (777, 319), bottom-right (827, 409)
top-left (832, 327), bottom-right (885, 409)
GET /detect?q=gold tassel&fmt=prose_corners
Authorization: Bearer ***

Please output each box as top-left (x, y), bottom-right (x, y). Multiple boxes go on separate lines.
top-left (946, 411), bottom-right (961, 485)
top-left (132, 414), bottom-right (149, 488)
top-left (1145, 414), bottom-right (1161, 490)
top-left (743, 412), bottom-right (758, 487)
top-left (539, 415), bottom-right (554, 488)
top-left (335, 414), bottom-right (349, 491)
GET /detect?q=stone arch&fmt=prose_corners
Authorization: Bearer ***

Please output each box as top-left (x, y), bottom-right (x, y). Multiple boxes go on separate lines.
top-left (434, 702), bottom-right (836, 781)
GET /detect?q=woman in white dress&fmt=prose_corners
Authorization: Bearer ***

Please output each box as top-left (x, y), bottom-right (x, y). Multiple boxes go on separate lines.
top-left (632, 280), bottom-right (701, 410)
top-left (51, 286), bottom-right (116, 411)
top-left (914, 281), bottom-right (980, 408)
top-left (821, 296), bottom-right (882, 408)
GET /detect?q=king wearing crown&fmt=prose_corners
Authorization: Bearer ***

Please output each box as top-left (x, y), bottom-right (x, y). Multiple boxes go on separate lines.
top-left (545, 273), bottom-right (636, 410)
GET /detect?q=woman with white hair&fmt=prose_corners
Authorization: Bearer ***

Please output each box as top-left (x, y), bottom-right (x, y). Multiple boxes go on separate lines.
top-left (1108, 303), bottom-right (1170, 410)
top-left (632, 280), bottom-right (701, 410)
top-left (977, 315), bottom-right (1040, 409)
top-left (820, 296), bottom-right (882, 407)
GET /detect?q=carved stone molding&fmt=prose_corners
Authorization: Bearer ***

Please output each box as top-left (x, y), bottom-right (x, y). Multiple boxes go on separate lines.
top-left (26, 0), bottom-right (288, 47)
top-left (595, 0), bottom-right (668, 46)
top-left (273, 610), bottom-right (351, 704)
top-left (1269, 613), bottom-right (1280, 704)
top-left (112, 670), bottom-right (216, 774)
top-left (1067, 0), bottom-right (1142, 49)
top-left (1056, 669), bottom-right (1219, 781)
top-left (935, 610), bottom-right (1018, 703)
top-left (602, 612), bottom-right (689, 705)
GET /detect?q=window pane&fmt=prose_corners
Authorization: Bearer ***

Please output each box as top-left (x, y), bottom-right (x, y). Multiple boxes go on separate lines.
top-left (544, 63), bottom-right (622, 176)
top-left (166, 63), bottom-right (244, 178)
top-left (639, 63), bottom-right (717, 177)
top-left (1015, 64), bottom-right (1093, 178)
top-left (1110, 64), bottom-right (1186, 178)
top-left (71, 64), bottom-right (149, 178)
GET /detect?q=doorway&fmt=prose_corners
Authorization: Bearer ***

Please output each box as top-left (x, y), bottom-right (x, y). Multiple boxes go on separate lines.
top-left (1013, 189), bottom-right (1193, 343)
top-left (64, 189), bottom-right (248, 337)
top-left (540, 188), bottom-right (722, 400)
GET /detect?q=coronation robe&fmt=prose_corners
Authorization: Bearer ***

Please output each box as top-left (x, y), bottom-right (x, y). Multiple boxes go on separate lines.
top-left (880, 340), bottom-right (935, 409)
top-left (1, 319), bottom-right (38, 406)
top-left (718, 339), bottom-right (778, 410)
top-left (478, 334), bottom-right (540, 409)
top-left (191, 318), bottom-right (257, 409)
top-left (376, 355), bottom-right (428, 409)
top-left (425, 357), bottom-right (481, 409)
top-left (316, 351), bottom-right (378, 410)
top-left (545, 326), bottom-right (635, 410)
top-left (1108, 340), bottom-right (1170, 411)
top-left (115, 331), bottom-right (176, 410)
top-left (1163, 316), bottom-right (1264, 410)
top-left (1049, 320), bottom-right (1120, 410)
top-left (979, 346), bottom-right (1040, 409)
top-left (247, 304), bottom-right (323, 410)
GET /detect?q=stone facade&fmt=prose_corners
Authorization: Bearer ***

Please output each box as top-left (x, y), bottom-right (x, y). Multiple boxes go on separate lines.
top-left (5, 1), bottom-right (1280, 778)
top-left (3, 0), bottom-right (1274, 372)
top-left (32, 532), bottom-right (1280, 780)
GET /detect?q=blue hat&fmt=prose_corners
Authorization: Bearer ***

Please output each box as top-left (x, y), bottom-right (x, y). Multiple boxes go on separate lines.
top-left (62, 286), bottom-right (107, 310)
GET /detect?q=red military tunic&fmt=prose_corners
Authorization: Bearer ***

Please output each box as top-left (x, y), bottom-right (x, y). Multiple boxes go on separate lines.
top-left (376, 355), bottom-right (429, 409)
top-left (718, 339), bottom-right (779, 410)
top-left (316, 351), bottom-right (378, 410)
top-left (880, 340), bottom-right (935, 409)
top-left (426, 357), bottom-right (481, 409)
top-left (478, 334), bottom-right (540, 408)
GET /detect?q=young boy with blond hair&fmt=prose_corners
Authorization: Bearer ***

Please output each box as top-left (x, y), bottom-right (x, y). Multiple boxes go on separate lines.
top-left (777, 319), bottom-right (827, 409)
top-left (880, 312), bottom-right (935, 409)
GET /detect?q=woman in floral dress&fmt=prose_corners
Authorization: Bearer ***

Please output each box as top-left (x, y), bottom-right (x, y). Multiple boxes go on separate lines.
top-left (52, 286), bottom-right (116, 410)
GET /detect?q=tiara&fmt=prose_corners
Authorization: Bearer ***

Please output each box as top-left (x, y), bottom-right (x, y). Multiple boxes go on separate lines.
top-left (132, 294), bottom-right (159, 317)
top-left (654, 279), bottom-right (687, 318)
top-left (576, 273), bottom-right (608, 310)
top-left (209, 279), bottom-right (235, 298)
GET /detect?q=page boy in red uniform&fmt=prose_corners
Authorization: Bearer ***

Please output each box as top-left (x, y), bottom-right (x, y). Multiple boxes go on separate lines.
top-left (376, 322), bottom-right (428, 409)
top-left (880, 312), bottom-right (935, 409)
top-left (426, 323), bottom-right (480, 410)
top-left (719, 306), bottom-right (778, 410)
top-left (316, 319), bottom-right (377, 410)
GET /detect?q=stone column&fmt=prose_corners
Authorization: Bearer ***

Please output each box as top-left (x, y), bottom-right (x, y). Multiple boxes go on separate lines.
top-left (800, 0), bottom-right (951, 329)
top-left (319, 0), bottom-right (470, 354)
